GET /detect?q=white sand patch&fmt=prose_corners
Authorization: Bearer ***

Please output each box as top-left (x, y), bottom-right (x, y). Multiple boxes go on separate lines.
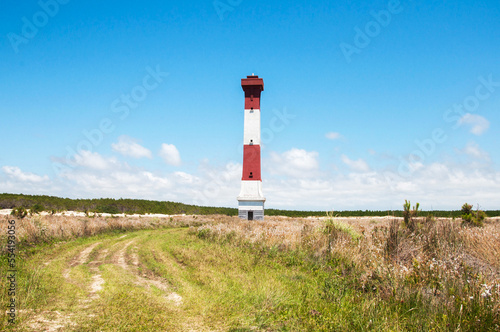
top-left (1, 208), bottom-right (189, 218)
top-left (27, 310), bottom-right (76, 332)
top-left (83, 248), bottom-right (109, 304)
top-left (166, 292), bottom-right (183, 306)
top-left (90, 274), bottom-right (105, 293)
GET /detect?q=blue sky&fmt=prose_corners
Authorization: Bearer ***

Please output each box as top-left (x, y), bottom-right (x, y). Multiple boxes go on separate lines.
top-left (1, 0), bottom-right (499, 211)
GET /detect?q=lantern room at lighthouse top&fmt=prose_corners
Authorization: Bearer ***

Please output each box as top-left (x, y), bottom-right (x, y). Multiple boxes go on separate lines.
top-left (241, 75), bottom-right (264, 110)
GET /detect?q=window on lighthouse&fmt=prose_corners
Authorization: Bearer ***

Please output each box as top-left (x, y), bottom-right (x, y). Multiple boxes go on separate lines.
top-left (249, 172), bottom-right (253, 179)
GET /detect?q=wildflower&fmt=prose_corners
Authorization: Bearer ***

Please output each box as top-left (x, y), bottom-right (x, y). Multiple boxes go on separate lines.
top-left (481, 284), bottom-right (492, 298)
top-left (481, 290), bottom-right (491, 298)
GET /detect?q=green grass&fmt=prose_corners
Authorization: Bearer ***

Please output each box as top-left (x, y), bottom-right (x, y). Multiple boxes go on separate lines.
top-left (1, 225), bottom-right (498, 331)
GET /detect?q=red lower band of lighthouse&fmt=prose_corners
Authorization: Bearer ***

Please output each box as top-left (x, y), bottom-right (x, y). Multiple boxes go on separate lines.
top-left (242, 145), bottom-right (261, 181)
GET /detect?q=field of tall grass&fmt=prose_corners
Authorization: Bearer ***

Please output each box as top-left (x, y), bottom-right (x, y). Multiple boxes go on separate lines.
top-left (196, 215), bottom-right (500, 330)
top-left (1, 212), bottom-right (499, 330)
top-left (0, 213), bottom-right (208, 247)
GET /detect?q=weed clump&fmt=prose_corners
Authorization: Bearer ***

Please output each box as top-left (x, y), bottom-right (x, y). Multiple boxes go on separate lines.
top-left (461, 203), bottom-right (486, 227)
top-left (323, 212), bottom-right (361, 243)
top-left (11, 206), bottom-right (28, 219)
top-left (403, 200), bottom-right (420, 230)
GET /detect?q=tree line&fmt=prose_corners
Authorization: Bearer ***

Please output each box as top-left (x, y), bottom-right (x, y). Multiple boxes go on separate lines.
top-left (1, 193), bottom-right (498, 218)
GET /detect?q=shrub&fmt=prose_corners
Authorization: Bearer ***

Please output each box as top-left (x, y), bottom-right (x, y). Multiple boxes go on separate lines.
top-left (11, 206), bottom-right (28, 219)
top-left (197, 227), bottom-right (213, 239)
top-left (461, 203), bottom-right (485, 227)
top-left (31, 203), bottom-right (44, 214)
top-left (475, 209), bottom-right (487, 225)
top-left (323, 218), bottom-right (361, 242)
top-left (403, 200), bottom-right (419, 230)
top-left (461, 203), bottom-right (473, 222)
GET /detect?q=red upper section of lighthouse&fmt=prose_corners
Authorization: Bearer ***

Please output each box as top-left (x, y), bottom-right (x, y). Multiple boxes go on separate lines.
top-left (241, 75), bottom-right (264, 110)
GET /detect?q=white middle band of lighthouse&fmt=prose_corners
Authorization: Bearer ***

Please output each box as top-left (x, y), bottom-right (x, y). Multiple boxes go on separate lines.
top-left (243, 108), bottom-right (261, 145)
top-left (238, 181), bottom-right (265, 200)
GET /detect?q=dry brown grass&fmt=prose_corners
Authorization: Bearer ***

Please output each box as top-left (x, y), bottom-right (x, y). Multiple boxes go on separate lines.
top-left (0, 214), bottom-right (222, 248)
top-left (460, 222), bottom-right (500, 275)
top-left (198, 215), bottom-right (500, 277)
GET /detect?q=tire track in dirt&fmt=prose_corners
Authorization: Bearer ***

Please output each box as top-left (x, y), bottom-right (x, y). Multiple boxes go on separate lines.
top-left (113, 239), bottom-right (183, 306)
top-left (85, 248), bottom-right (108, 302)
top-left (28, 242), bottom-right (104, 331)
top-left (62, 242), bottom-right (101, 279)
top-left (27, 234), bottom-right (187, 331)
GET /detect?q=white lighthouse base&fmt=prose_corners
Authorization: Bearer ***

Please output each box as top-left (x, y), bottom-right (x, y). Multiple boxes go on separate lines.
top-left (238, 181), bottom-right (265, 220)
top-left (238, 200), bottom-right (265, 220)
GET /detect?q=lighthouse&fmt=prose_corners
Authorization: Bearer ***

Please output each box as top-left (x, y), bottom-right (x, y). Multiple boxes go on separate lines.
top-left (238, 75), bottom-right (266, 221)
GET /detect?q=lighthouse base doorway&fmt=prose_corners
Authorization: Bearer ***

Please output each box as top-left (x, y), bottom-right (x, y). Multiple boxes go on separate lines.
top-left (237, 200), bottom-right (265, 221)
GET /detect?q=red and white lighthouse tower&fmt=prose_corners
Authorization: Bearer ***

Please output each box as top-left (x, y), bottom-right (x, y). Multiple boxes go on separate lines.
top-left (238, 75), bottom-right (265, 220)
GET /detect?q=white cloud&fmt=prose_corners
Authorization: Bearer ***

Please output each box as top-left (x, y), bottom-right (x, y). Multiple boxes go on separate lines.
top-left (73, 150), bottom-right (120, 170)
top-left (458, 113), bottom-right (490, 135)
top-left (341, 155), bottom-right (371, 172)
top-left (263, 160), bottom-right (500, 211)
top-left (459, 142), bottom-right (490, 160)
top-left (188, 162), bottom-right (242, 207)
top-left (174, 171), bottom-right (200, 185)
top-left (0, 166), bottom-right (54, 197)
top-left (112, 135), bottom-right (152, 159)
top-left (59, 168), bottom-right (173, 198)
top-left (44, 151), bottom-right (175, 199)
top-left (3, 154), bottom-right (500, 211)
top-left (2, 166), bottom-right (49, 183)
top-left (4, 136), bottom-right (500, 211)
top-left (54, 152), bottom-right (175, 198)
top-left (159, 144), bottom-right (181, 166)
top-left (268, 148), bottom-right (319, 178)
top-left (326, 132), bottom-right (342, 140)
